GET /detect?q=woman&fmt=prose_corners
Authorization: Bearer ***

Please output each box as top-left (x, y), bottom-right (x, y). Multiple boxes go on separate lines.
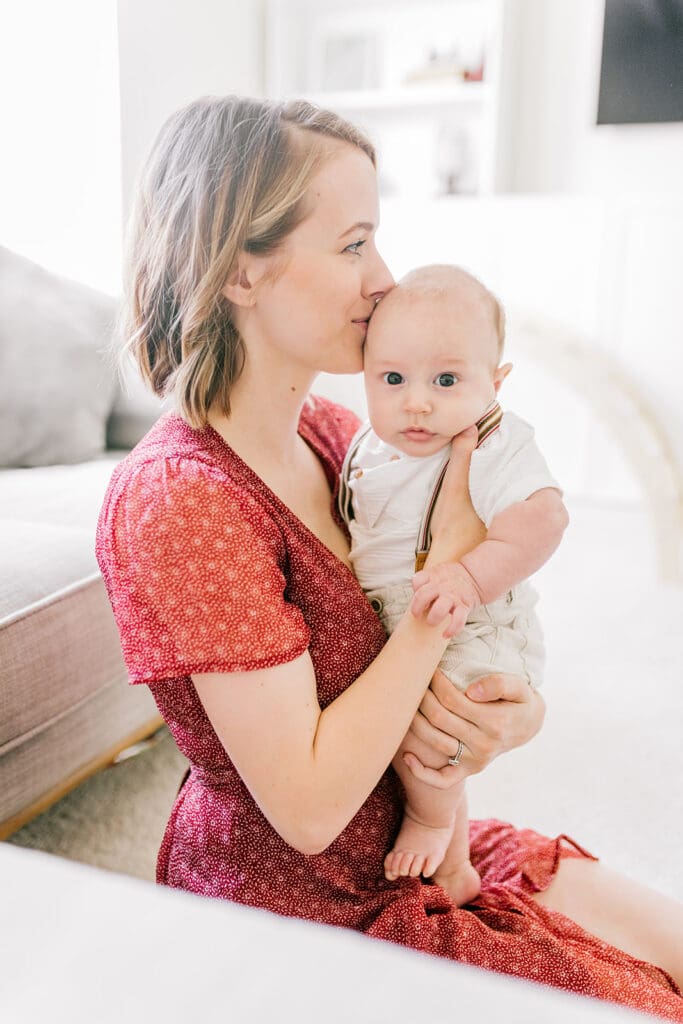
top-left (96, 96), bottom-right (683, 1019)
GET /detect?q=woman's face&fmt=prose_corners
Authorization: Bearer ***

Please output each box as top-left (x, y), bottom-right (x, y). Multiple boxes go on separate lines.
top-left (246, 144), bottom-right (394, 377)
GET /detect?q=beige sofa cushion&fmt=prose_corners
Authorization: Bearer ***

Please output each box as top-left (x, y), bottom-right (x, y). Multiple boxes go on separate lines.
top-left (0, 455), bottom-right (123, 533)
top-left (0, 247), bottom-right (118, 467)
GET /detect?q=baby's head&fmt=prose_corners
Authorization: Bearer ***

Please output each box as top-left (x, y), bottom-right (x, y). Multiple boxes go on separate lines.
top-left (364, 264), bottom-right (511, 457)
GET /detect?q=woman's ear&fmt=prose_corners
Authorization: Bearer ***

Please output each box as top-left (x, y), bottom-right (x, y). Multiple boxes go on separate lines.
top-left (222, 252), bottom-right (269, 308)
top-left (493, 362), bottom-right (513, 393)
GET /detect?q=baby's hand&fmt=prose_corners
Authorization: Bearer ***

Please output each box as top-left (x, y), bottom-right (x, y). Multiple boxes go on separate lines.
top-left (411, 562), bottom-right (482, 638)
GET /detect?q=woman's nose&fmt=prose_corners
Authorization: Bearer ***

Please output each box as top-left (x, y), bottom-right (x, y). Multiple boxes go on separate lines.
top-left (363, 250), bottom-right (394, 304)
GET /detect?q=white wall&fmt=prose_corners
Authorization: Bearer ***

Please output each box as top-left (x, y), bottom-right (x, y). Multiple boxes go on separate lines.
top-left (117, 0), bottom-right (266, 219)
top-left (506, 0), bottom-right (683, 197)
top-left (443, 0), bottom-right (683, 515)
top-left (308, 2), bottom-right (683, 523)
top-left (0, 1), bottom-right (267, 291)
top-left (0, 2), bottom-right (122, 292)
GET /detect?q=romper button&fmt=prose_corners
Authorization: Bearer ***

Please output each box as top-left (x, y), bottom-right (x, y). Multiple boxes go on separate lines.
top-left (370, 597), bottom-right (383, 613)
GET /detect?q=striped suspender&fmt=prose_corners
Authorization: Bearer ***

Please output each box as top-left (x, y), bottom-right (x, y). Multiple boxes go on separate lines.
top-left (414, 402), bottom-right (503, 571)
top-left (338, 423), bottom-right (373, 526)
top-left (476, 402), bottom-right (504, 447)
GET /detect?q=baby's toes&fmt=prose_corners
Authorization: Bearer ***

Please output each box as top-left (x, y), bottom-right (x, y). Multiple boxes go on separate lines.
top-left (384, 851), bottom-right (402, 881)
top-left (396, 851), bottom-right (419, 877)
top-left (408, 854), bottom-right (427, 878)
top-left (422, 851), bottom-right (444, 878)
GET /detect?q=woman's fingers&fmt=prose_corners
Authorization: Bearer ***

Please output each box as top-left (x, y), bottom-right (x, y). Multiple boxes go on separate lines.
top-left (419, 678), bottom-right (480, 731)
top-left (409, 696), bottom-right (490, 764)
top-left (426, 670), bottom-right (545, 758)
top-left (427, 427), bottom-right (483, 554)
top-left (433, 429), bottom-right (478, 516)
top-left (465, 673), bottom-right (532, 704)
top-left (448, 423), bottom-right (479, 457)
top-left (402, 751), bottom-right (467, 789)
top-left (431, 670), bottom-right (528, 719)
top-left (416, 673), bottom-right (520, 764)
top-left (407, 670), bottom-right (546, 781)
top-left (408, 706), bottom-right (463, 757)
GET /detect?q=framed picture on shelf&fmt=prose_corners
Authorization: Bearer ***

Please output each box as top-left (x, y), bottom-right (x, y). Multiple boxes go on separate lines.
top-left (310, 31), bottom-right (380, 93)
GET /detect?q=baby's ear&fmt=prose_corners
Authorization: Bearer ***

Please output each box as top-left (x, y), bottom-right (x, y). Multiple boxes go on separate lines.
top-left (493, 362), bottom-right (513, 393)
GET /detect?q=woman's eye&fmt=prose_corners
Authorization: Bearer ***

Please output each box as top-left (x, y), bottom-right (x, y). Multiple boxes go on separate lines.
top-left (383, 371), bottom-right (404, 386)
top-left (343, 239), bottom-right (366, 255)
top-left (434, 372), bottom-right (457, 387)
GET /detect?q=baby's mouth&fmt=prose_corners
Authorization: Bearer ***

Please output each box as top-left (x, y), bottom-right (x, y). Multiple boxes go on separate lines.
top-left (402, 426), bottom-right (436, 439)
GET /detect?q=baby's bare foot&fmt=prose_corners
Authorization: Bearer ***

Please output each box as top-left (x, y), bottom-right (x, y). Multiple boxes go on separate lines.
top-left (432, 861), bottom-right (481, 907)
top-left (384, 812), bottom-right (454, 881)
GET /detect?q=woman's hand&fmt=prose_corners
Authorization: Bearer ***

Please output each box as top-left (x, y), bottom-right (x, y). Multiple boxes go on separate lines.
top-left (425, 426), bottom-right (486, 567)
top-left (401, 672), bottom-right (545, 789)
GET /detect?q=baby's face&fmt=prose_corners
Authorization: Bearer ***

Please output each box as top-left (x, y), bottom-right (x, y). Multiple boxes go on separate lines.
top-left (364, 287), bottom-right (507, 458)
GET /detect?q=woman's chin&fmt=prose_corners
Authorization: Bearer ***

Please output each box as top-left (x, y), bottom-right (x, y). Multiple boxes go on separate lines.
top-left (321, 352), bottom-right (364, 376)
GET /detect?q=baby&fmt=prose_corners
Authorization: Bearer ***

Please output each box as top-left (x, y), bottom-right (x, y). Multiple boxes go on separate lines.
top-left (338, 265), bottom-right (568, 906)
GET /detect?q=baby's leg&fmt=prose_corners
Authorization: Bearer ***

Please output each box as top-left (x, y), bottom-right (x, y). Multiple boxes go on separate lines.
top-left (431, 786), bottom-right (481, 906)
top-left (375, 584), bottom-right (481, 898)
top-left (386, 737), bottom-right (479, 905)
top-left (385, 733), bottom-right (458, 882)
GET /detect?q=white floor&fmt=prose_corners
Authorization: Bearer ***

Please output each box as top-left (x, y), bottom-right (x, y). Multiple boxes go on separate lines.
top-left (468, 496), bottom-right (683, 902)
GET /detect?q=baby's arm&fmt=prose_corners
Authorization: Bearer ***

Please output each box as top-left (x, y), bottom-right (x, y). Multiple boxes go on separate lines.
top-left (411, 488), bottom-right (568, 637)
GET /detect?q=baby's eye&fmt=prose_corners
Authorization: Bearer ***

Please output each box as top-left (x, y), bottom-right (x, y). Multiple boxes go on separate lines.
top-left (434, 372), bottom-right (458, 388)
top-left (343, 239), bottom-right (366, 255)
top-left (383, 371), bottom-right (404, 386)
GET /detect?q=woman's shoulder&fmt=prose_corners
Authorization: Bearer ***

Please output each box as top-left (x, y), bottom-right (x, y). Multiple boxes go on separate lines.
top-left (96, 413), bottom-right (273, 561)
top-left (106, 411), bottom-right (253, 491)
top-left (300, 394), bottom-right (361, 473)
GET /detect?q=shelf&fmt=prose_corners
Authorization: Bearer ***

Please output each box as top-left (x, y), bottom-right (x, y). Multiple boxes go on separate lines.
top-left (266, 0), bottom-right (508, 194)
top-left (303, 82), bottom-right (490, 113)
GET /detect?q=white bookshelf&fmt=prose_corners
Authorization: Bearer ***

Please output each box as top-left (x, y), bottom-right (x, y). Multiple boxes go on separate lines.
top-left (265, 0), bottom-right (508, 197)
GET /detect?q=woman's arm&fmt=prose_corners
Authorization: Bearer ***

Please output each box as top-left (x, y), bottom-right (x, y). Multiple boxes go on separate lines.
top-left (192, 431), bottom-right (481, 856)
top-left (194, 611), bottom-right (448, 856)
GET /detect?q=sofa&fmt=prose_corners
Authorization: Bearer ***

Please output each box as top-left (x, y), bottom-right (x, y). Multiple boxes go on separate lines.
top-left (0, 247), bottom-right (164, 837)
top-left (2, 841), bottom-right (656, 1024)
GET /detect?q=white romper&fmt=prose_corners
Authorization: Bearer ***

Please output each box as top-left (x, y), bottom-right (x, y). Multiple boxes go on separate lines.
top-left (338, 405), bottom-right (561, 690)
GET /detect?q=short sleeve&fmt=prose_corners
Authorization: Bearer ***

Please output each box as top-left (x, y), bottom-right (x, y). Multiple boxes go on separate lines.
top-left (469, 413), bottom-right (562, 526)
top-left (102, 457), bottom-right (311, 683)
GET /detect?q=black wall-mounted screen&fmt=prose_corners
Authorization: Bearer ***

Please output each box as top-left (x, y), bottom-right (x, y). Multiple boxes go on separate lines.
top-left (597, 0), bottom-right (683, 124)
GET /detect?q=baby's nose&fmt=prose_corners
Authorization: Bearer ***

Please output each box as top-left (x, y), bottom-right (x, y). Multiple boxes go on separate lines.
top-left (404, 388), bottom-right (431, 413)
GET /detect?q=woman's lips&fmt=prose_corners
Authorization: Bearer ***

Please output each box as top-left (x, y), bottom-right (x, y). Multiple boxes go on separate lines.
top-left (352, 318), bottom-right (369, 333)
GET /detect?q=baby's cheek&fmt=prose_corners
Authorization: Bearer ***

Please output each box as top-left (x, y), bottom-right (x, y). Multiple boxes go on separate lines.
top-left (364, 386), bottom-right (389, 430)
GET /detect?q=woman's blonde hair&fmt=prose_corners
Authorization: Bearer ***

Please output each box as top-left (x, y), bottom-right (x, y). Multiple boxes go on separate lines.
top-left (123, 96), bottom-right (376, 428)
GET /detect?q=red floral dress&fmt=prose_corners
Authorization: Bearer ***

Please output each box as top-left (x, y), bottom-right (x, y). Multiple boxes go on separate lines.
top-left (96, 397), bottom-right (683, 1021)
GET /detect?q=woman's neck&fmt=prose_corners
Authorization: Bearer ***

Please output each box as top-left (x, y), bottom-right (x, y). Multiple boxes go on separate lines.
top-left (207, 357), bottom-right (317, 467)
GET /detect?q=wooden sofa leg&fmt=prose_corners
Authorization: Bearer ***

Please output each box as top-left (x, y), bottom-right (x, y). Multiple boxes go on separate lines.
top-left (0, 715), bottom-right (165, 840)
